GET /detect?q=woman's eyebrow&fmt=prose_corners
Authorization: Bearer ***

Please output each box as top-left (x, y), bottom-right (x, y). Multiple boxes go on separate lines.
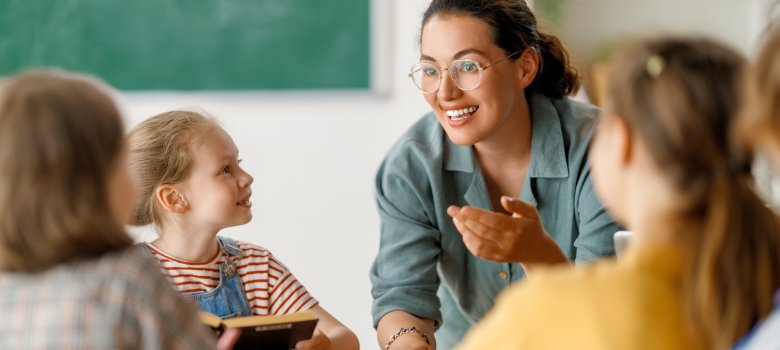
top-left (419, 48), bottom-right (487, 62)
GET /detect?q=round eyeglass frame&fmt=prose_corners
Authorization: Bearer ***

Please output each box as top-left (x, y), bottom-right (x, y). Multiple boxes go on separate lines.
top-left (408, 51), bottom-right (521, 94)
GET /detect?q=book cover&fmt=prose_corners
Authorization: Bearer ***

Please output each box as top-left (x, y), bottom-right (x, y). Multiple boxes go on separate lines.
top-left (200, 311), bottom-right (318, 350)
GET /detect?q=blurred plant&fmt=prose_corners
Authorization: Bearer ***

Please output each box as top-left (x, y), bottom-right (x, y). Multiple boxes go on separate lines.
top-left (532, 0), bottom-right (565, 29)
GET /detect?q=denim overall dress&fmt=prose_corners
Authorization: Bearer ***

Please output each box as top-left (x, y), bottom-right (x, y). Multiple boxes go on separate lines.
top-left (142, 236), bottom-right (252, 318)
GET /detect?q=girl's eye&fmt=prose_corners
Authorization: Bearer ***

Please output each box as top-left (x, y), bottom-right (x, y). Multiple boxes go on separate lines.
top-left (220, 165), bottom-right (232, 175)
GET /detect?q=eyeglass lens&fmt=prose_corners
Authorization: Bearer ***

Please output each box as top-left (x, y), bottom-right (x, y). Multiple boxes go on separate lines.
top-left (410, 60), bottom-right (482, 93)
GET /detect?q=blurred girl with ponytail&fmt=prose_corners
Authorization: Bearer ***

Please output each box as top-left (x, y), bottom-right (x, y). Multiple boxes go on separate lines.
top-left (457, 36), bottom-right (780, 350)
top-left (734, 23), bottom-right (780, 350)
top-left (371, 0), bottom-right (619, 348)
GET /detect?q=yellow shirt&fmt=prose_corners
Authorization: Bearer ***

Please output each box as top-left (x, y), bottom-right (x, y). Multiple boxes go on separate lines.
top-left (456, 245), bottom-right (701, 350)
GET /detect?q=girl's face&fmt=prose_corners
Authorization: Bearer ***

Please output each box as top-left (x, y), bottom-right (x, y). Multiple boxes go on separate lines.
top-left (589, 111), bottom-right (628, 222)
top-left (108, 147), bottom-right (137, 225)
top-left (179, 126), bottom-right (254, 231)
top-left (419, 15), bottom-right (527, 146)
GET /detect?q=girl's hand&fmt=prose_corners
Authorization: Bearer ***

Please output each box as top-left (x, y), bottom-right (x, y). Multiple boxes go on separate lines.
top-left (217, 328), bottom-right (240, 350)
top-left (294, 329), bottom-right (332, 350)
top-left (447, 196), bottom-right (567, 264)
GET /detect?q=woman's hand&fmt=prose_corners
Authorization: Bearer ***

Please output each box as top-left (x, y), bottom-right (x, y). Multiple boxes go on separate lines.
top-left (447, 196), bottom-right (568, 265)
top-left (295, 329), bottom-right (332, 350)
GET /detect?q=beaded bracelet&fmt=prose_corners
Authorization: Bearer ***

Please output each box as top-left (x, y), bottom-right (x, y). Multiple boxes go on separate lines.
top-left (384, 326), bottom-right (430, 350)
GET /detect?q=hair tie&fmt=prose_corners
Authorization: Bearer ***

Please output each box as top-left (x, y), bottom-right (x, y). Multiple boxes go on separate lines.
top-left (713, 160), bottom-right (752, 180)
top-left (726, 160), bottom-right (752, 176)
top-left (646, 55), bottom-right (665, 77)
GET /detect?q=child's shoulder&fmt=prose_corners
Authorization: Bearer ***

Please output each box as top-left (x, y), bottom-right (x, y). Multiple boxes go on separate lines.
top-left (237, 241), bottom-right (271, 257)
top-left (219, 237), bottom-right (285, 263)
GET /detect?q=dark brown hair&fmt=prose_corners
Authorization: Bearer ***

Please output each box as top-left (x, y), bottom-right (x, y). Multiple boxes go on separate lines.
top-left (421, 0), bottom-right (579, 98)
top-left (607, 37), bottom-right (780, 349)
top-left (0, 70), bottom-right (133, 272)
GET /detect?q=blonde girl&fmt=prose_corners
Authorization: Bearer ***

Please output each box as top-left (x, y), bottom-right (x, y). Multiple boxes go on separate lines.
top-left (456, 36), bottom-right (780, 350)
top-left (128, 110), bottom-right (358, 350)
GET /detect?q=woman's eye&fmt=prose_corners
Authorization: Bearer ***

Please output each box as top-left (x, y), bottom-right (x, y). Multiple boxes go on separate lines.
top-left (423, 67), bottom-right (438, 76)
top-left (462, 62), bottom-right (476, 72)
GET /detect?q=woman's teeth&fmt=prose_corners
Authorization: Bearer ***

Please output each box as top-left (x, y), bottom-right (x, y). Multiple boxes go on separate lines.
top-left (445, 106), bottom-right (477, 120)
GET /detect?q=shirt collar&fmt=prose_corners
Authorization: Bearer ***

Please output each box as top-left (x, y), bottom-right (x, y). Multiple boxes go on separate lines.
top-left (444, 93), bottom-right (569, 178)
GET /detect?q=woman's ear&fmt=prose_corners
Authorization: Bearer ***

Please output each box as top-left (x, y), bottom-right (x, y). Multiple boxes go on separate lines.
top-left (155, 184), bottom-right (189, 214)
top-left (516, 47), bottom-right (540, 89)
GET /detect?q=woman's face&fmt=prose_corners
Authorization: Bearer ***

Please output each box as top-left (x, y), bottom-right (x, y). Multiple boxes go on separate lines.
top-left (419, 15), bottom-right (527, 146)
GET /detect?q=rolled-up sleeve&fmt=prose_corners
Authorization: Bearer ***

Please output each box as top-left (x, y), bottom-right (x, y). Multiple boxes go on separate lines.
top-left (573, 166), bottom-right (619, 262)
top-left (370, 149), bottom-right (443, 329)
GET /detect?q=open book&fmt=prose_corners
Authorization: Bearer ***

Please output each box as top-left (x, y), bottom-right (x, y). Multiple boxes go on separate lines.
top-left (200, 311), bottom-right (318, 350)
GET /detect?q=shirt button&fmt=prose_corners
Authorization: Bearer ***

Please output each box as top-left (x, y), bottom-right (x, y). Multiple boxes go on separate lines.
top-left (498, 271), bottom-right (508, 280)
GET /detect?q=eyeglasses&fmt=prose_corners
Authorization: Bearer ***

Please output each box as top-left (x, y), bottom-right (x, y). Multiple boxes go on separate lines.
top-left (408, 51), bottom-right (521, 94)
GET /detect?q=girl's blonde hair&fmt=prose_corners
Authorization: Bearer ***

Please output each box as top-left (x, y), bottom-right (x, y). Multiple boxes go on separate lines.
top-left (0, 70), bottom-right (133, 272)
top-left (607, 37), bottom-right (780, 349)
top-left (127, 110), bottom-right (216, 227)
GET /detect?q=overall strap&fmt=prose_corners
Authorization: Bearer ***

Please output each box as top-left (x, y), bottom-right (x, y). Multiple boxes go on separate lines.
top-left (217, 236), bottom-right (243, 258)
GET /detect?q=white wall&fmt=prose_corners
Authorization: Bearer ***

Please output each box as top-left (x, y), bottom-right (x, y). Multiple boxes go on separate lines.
top-left (121, 1), bottom-right (430, 347)
top-left (558, 0), bottom-right (768, 60)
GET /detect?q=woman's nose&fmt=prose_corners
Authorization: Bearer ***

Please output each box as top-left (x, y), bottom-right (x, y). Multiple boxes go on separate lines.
top-left (437, 70), bottom-right (461, 100)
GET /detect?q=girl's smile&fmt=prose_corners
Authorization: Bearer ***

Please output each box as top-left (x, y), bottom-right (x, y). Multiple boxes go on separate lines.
top-left (237, 191), bottom-right (252, 209)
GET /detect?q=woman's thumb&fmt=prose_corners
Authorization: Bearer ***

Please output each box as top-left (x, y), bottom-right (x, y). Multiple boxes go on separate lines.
top-left (501, 196), bottom-right (538, 218)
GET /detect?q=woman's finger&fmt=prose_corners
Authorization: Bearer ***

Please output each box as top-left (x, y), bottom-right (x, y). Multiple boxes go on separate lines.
top-left (460, 206), bottom-right (517, 231)
top-left (462, 216), bottom-right (506, 242)
top-left (447, 205), bottom-right (462, 218)
top-left (501, 196), bottom-right (540, 219)
top-left (461, 230), bottom-right (503, 260)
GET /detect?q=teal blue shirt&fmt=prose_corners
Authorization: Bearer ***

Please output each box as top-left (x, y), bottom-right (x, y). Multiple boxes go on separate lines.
top-left (370, 93), bottom-right (619, 348)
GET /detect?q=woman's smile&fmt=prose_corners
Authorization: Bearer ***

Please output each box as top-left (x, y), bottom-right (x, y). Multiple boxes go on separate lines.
top-left (443, 105), bottom-right (479, 126)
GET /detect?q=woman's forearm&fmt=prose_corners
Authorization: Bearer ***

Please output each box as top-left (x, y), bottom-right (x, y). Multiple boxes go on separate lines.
top-left (377, 311), bottom-right (436, 350)
top-left (520, 234), bottom-right (570, 275)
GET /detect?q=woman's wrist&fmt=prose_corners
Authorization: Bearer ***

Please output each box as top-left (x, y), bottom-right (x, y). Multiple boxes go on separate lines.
top-left (384, 326), bottom-right (430, 350)
top-left (541, 232), bottom-right (569, 264)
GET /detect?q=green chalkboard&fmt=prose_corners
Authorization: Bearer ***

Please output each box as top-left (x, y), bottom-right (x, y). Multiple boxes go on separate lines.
top-left (0, 0), bottom-right (370, 90)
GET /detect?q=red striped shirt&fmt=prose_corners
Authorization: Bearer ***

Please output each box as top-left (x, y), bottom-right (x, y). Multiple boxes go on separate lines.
top-left (145, 240), bottom-right (318, 315)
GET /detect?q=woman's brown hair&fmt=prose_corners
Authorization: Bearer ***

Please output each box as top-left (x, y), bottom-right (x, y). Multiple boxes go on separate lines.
top-left (127, 110), bottom-right (215, 227)
top-left (607, 37), bottom-right (780, 349)
top-left (421, 0), bottom-right (579, 98)
top-left (0, 70), bottom-right (133, 272)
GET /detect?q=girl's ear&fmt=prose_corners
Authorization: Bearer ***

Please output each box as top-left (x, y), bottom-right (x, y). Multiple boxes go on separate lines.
top-left (155, 184), bottom-right (189, 214)
top-left (516, 47), bottom-right (540, 89)
top-left (613, 116), bottom-right (634, 166)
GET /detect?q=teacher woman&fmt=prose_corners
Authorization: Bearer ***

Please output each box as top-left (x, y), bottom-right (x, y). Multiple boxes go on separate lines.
top-left (370, 0), bottom-right (619, 349)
